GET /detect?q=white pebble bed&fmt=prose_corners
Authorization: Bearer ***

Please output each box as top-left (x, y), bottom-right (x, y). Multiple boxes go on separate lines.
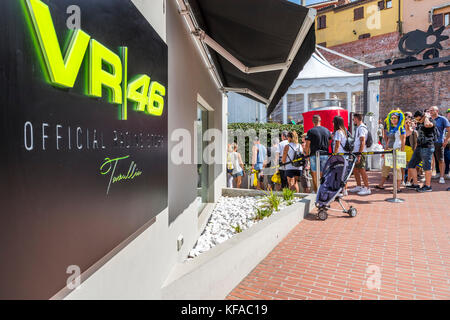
top-left (187, 195), bottom-right (302, 259)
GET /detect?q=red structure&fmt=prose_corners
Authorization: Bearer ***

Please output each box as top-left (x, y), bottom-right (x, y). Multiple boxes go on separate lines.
top-left (302, 107), bottom-right (349, 133)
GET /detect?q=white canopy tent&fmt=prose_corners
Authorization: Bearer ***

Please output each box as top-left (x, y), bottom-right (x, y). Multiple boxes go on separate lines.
top-left (272, 53), bottom-right (380, 131)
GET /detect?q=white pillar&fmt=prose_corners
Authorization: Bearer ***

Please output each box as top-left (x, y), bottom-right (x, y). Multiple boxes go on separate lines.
top-left (347, 90), bottom-right (352, 122)
top-left (304, 93), bottom-right (309, 112)
top-left (282, 95), bottom-right (288, 124)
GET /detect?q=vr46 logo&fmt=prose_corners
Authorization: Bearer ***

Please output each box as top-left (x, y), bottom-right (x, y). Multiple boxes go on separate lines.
top-left (25, 0), bottom-right (165, 120)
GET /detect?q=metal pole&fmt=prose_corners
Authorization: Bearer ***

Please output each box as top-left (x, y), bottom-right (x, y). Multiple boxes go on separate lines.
top-left (386, 150), bottom-right (405, 203)
top-left (316, 151), bottom-right (321, 191)
top-left (363, 70), bottom-right (369, 116)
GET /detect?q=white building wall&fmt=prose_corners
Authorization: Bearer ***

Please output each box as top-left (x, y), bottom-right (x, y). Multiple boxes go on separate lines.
top-left (65, 0), bottom-right (224, 300)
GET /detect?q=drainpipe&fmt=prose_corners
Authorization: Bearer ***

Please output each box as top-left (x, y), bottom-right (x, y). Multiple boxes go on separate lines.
top-left (398, 0), bottom-right (403, 34)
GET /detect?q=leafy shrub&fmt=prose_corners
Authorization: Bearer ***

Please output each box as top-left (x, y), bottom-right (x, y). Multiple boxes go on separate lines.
top-left (282, 188), bottom-right (294, 201)
top-left (264, 190), bottom-right (281, 212)
top-left (232, 224), bottom-right (243, 233)
top-left (254, 207), bottom-right (273, 221)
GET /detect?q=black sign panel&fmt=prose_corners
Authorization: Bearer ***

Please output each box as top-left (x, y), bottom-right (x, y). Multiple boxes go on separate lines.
top-left (0, 0), bottom-right (168, 299)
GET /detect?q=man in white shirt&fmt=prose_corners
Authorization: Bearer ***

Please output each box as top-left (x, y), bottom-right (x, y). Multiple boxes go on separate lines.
top-left (349, 113), bottom-right (371, 195)
top-left (277, 130), bottom-right (289, 189)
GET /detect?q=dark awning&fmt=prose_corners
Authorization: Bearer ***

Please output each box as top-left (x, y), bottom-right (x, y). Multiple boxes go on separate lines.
top-left (176, 0), bottom-right (316, 116)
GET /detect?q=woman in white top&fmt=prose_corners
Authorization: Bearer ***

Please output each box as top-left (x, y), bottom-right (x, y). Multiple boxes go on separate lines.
top-left (230, 143), bottom-right (244, 188)
top-left (332, 116), bottom-right (349, 195)
top-left (332, 116), bottom-right (348, 154)
top-left (281, 131), bottom-right (303, 193)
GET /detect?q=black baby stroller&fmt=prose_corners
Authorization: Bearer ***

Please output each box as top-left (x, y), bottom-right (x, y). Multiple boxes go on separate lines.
top-left (315, 154), bottom-right (358, 221)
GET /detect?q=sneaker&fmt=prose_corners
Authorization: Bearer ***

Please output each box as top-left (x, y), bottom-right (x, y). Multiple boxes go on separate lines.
top-left (446, 174), bottom-right (450, 180)
top-left (417, 185), bottom-right (432, 193)
top-left (432, 174), bottom-right (440, 179)
top-left (406, 184), bottom-right (420, 189)
top-left (439, 177), bottom-right (445, 184)
top-left (420, 177), bottom-right (426, 183)
top-left (357, 187), bottom-right (371, 196)
top-left (348, 186), bottom-right (363, 193)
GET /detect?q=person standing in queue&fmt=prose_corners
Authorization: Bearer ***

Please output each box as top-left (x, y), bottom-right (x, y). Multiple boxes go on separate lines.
top-left (251, 136), bottom-right (267, 190)
top-left (406, 110), bottom-right (437, 192)
top-left (348, 113), bottom-right (371, 195)
top-left (429, 106), bottom-right (450, 184)
top-left (304, 115), bottom-right (331, 192)
top-left (278, 130), bottom-right (289, 190)
top-left (332, 115), bottom-right (349, 196)
top-left (281, 131), bottom-right (303, 193)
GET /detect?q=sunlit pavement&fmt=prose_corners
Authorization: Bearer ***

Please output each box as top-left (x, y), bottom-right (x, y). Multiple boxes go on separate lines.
top-left (227, 171), bottom-right (450, 300)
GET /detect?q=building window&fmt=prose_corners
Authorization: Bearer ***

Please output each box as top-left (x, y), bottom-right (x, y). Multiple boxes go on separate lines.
top-left (351, 91), bottom-right (364, 114)
top-left (378, 1), bottom-right (385, 10)
top-left (432, 14), bottom-right (444, 28)
top-left (354, 7), bottom-right (364, 21)
top-left (386, 0), bottom-right (392, 9)
top-left (330, 92), bottom-right (348, 110)
top-left (317, 15), bottom-right (326, 30)
top-left (445, 13), bottom-right (450, 27)
top-left (196, 104), bottom-right (209, 213)
top-left (309, 93), bottom-right (326, 108)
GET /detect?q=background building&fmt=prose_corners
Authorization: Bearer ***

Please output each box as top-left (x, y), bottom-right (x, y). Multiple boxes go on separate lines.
top-left (227, 92), bottom-right (267, 123)
top-left (312, 0), bottom-right (449, 118)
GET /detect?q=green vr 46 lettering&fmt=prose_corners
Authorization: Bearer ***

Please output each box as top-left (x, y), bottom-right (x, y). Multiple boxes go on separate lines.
top-left (25, 0), bottom-right (166, 120)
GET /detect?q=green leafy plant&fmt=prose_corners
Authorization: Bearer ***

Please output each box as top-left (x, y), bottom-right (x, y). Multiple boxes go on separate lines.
top-left (264, 190), bottom-right (281, 212)
top-left (282, 188), bottom-right (294, 201)
top-left (232, 224), bottom-right (243, 233)
top-left (253, 206), bottom-right (273, 221)
top-left (286, 200), bottom-right (294, 206)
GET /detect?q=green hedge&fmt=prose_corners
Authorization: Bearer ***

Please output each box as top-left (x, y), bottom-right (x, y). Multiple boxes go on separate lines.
top-left (228, 123), bottom-right (304, 167)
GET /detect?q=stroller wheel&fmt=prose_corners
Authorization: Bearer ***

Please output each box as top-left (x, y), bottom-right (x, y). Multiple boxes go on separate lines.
top-left (318, 209), bottom-right (328, 221)
top-left (348, 207), bottom-right (357, 217)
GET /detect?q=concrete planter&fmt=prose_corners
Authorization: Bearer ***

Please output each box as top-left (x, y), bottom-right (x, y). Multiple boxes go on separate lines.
top-left (161, 189), bottom-right (315, 300)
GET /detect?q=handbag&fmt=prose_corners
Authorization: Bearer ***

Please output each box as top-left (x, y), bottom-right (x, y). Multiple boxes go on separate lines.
top-left (271, 171), bottom-right (281, 184)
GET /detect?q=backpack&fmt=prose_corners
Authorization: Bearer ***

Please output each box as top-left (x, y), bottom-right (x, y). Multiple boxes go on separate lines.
top-left (288, 144), bottom-right (303, 168)
top-left (357, 124), bottom-right (373, 148)
top-left (432, 123), bottom-right (440, 143)
top-left (343, 130), bottom-right (355, 152)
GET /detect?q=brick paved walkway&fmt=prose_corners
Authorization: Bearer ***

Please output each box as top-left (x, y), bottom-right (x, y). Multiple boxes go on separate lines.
top-left (227, 172), bottom-right (450, 300)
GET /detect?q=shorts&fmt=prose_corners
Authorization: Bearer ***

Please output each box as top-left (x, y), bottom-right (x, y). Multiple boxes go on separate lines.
top-left (232, 171), bottom-right (243, 178)
top-left (407, 146), bottom-right (435, 171)
top-left (381, 162), bottom-right (402, 179)
top-left (355, 154), bottom-right (367, 169)
top-left (434, 143), bottom-right (444, 162)
top-left (286, 169), bottom-right (301, 178)
top-left (310, 155), bottom-right (328, 173)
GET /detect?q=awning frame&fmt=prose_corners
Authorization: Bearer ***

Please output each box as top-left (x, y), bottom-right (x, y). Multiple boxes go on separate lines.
top-left (176, 0), bottom-right (316, 107)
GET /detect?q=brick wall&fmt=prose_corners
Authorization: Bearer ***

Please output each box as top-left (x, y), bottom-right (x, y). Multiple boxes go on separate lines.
top-left (321, 29), bottom-right (450, 119)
